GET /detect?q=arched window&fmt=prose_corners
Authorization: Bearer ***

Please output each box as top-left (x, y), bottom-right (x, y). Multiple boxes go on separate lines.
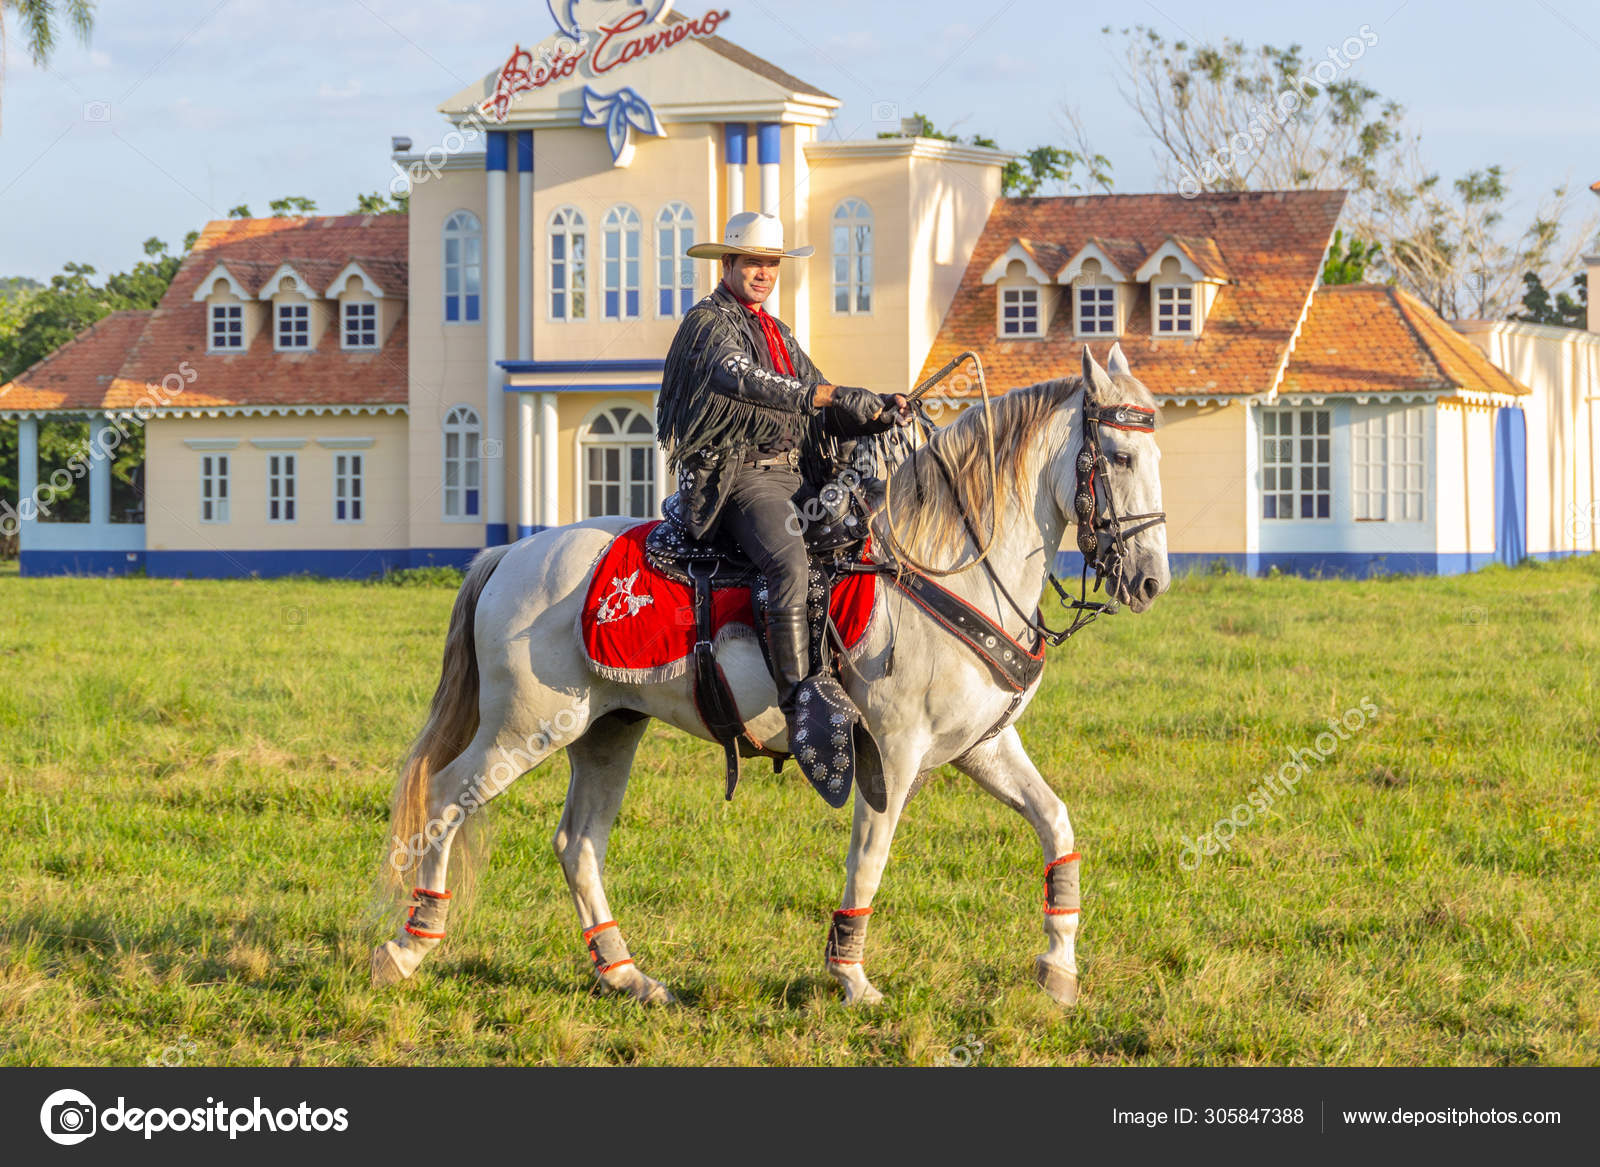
top-left (549, 206), bottom-right (587, 320)
top-left (602, 204), bottom-right (642, 320)
top-left (442, 211), bottom-right (482, 323)
top-left (442, 405), bottom-right (481, 519)
top-left (831, 198), bottom-right (872, 314)
top-left (656, 202), bottom-right (696, 318)
top-left (580, 404), bottom-right (655, 518)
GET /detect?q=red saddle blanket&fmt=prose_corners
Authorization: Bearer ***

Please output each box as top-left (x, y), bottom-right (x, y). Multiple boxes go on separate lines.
top-left (580, 521), bottom-right (877, 683)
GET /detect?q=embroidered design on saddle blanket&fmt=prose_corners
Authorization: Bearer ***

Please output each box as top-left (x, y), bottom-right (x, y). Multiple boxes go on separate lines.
top-left (594, 570), bottom-right (654, 624)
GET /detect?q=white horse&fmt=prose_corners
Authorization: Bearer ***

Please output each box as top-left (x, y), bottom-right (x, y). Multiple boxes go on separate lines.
top-left (371, 345), bottom-right (1169, 1007)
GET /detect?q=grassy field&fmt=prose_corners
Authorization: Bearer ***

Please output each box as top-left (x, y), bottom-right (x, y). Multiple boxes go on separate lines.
top-left (2, 556), bottom-right (1597, 1066)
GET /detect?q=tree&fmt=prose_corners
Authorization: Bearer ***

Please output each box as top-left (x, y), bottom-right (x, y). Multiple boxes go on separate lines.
top-left (0, 275), bottom-right (41, 300)
top-left (0, 238), bottom-right (178, 553)
top-left (879, 112), bottom-right (1112, 197)
top-left (0, 0), bottom-right (95, 132)
top-left (1322, 229), bottom-right (1383, 285)
top-left (268, 195), bottom-right (317, 217)
top-left (1105, 25), bottom-right (1596, 320)
top-left (351, 190), bottom-right (408, 215)
top-left (1510, 270), bottom-right (1587, 328)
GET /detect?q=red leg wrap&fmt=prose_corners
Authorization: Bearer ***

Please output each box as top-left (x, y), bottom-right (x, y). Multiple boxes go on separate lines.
top-left (583, 920), bottom-right (634, 975)
top-left (1044, 853), bottom-right (1081, 916)
top-left (405, 887), bottom-right (452, 939)
top-left (826, 907), bottom-right (873, 965)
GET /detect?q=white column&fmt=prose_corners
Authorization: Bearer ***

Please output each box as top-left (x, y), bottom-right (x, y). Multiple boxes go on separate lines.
top-left (652, 390), bottom-right (669, 513)
top-left (89, 413), bottom-right (112, 527)
top-left (484, 132), bottom-right (509, 543)
top-left (518, 392), bottom-right (536, 535)
top-left (757, 122), bottom-right (781, 217)
top-left (517, 132), bottom-right (533, 361)
top-left (15, 416), bottom-right (38, 550)
top-left (516, 132), bottom-right (535, 538)
top-left (724, 123), bottom-right (747, 218)
top-left (539, 391), bottom-right (560, 527)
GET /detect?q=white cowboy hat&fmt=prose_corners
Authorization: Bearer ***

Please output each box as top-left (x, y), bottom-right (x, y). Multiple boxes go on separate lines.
top-left (685, 211), bottom-right (814, 260)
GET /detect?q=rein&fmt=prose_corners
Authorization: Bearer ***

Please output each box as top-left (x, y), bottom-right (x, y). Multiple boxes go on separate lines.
top-left (876, 364), bottom-right (1165, 652)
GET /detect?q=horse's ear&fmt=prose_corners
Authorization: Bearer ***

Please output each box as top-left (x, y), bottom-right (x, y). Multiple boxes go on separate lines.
top-left (1107, 342), bottom-right (1131, 379)
top-left (1081, 345), bottom-right (1101, 384)
top-left (1082, 345), bottom-right (1111, 401)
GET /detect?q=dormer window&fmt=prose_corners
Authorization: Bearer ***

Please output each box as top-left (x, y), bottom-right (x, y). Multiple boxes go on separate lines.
top-left (343, 302), bottom-right (377, 349)
top-left (1155, 284), bottom-right (1195, 334)
top-left (1057, 241), bottom-right (1142, 339)
top-left (276, 302), bottom-right (310, 350)
top-left (210, 304), bottom-right (244, 350)
top-left (1135, 237), bottom-right (1230, 340)
top-left (1076, 285), bottom-right (1116, 334)
top-left (981, 240), bottom-right (1057, 340)
top-left (260, 266), bottom-right (318, 352)
top-left (1000, 287), bottom-right (1041, 337)
top-left (324, 262), bottom-right (399, 353)
top-left (193, 264), bottom-right (256, 352)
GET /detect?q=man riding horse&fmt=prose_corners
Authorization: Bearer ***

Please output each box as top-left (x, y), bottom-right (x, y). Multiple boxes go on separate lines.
top-left (656, 211), bottom-right (911, 789)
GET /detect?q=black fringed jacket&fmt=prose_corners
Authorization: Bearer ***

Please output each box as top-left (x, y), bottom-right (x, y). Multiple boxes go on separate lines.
top-left (657, 282), bottom-right (866, 540)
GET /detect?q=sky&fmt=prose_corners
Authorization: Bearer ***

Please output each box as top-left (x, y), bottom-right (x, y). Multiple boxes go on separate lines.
top-left (0, 0), bottom-right (1597, 283)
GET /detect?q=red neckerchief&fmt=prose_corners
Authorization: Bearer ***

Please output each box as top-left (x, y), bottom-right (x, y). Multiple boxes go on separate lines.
top-left (725, 280), bottom-right (795, 376)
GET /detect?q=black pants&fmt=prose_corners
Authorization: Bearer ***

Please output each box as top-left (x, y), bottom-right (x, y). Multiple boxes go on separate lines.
top-left (719, 463), bottom-right (809, 610)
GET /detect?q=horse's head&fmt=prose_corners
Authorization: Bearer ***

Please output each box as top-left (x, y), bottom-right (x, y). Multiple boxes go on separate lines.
top-left (1062, 344), bottom-right (1171, 613)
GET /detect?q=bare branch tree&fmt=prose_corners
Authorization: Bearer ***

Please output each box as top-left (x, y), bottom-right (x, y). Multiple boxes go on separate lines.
top-left (1053, 104), bottom-right (1114, 194)
top-left (1104, 24), bottom-right (1598, 319)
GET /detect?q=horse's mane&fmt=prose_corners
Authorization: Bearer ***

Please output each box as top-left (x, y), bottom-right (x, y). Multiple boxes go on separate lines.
top-left (880, 373), bottom-right (1157, 562)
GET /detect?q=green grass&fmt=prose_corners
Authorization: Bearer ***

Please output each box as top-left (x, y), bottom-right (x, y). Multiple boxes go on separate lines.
top-left (2, 558), bottom-right (1597, 1066)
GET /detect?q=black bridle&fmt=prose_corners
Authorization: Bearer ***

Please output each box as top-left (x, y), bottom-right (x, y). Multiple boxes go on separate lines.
top-left (897, 389), bottom-right (1166, 649)
top-left (1041, 399), bottom-right (1166, 643)
top-left (884, 352), bottom-right (1168, 650)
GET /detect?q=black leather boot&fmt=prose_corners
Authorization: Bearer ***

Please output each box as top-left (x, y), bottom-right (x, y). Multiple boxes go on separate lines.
top-left (766, 604), bottom-right (812, 715)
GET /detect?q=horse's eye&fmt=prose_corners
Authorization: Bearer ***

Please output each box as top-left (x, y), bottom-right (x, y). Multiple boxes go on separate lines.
top-left (1112, 452), bottom-right (1133, 469)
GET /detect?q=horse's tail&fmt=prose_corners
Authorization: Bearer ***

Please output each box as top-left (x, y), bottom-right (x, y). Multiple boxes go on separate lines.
top-left (380, 544), bottom-right (515, 906)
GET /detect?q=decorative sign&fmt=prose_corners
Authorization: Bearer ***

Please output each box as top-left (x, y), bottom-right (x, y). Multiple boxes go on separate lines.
top-left (481, 1), bottom-right (732, 167)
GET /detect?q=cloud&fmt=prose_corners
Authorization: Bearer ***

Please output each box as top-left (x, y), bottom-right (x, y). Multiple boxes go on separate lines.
top-left (317, 79), bottom-right (363, 100)
top-left (167, 95), bottom-right (229, 132)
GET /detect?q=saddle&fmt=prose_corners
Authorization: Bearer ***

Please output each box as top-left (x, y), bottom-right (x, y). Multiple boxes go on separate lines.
top-left (645, 491), bottom-right (873, 587)
top-left (643, 491), bottom-right (888, 812)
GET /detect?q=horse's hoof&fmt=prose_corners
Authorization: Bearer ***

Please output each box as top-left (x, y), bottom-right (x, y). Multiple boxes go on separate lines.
top-left (1034, 957), bottom-right (1079, 1006)
top-left (636, 977), bottom-right (677, 1006)
top-left (847, 982), bottom-right (884, 1007)
top-left (600, 966), bottom-right (676, 1005)
top-left (828, 962), bottom-right (884, 1007)
top-left (371, 941), bottom-right (411, 988)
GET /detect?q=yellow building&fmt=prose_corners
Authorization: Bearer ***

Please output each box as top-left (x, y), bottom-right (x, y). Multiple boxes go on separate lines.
top-left (411, 6), bottom-right (1006, 546)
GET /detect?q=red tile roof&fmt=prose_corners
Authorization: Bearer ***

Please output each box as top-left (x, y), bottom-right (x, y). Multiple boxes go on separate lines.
top-left (1070, 237), bottom-right (1147, 280)
top-left (1, 214), bottom-right (411, 414)
top-left (1169, 234), bottom-right (1231, 281)
top-left (919, 189), bottom-right (1346, 399)
top-left (1281, 284), bottom-right (1530, 398)
top-left (0, 310), bottom-right (154, 412)
top-left (114, 214), bottom-right (410, 410)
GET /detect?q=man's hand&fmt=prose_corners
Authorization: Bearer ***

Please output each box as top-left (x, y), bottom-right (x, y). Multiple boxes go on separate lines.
top-left (826, 386), bottom-right (912, 433)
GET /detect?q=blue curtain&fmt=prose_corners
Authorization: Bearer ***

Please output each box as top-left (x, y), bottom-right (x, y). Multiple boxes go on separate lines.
top-left (1494, 407), bottom-right (1527, 566)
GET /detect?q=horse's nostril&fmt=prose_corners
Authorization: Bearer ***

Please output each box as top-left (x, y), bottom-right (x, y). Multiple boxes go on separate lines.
top-left (1141, 576), bottom-right (1160, 600)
